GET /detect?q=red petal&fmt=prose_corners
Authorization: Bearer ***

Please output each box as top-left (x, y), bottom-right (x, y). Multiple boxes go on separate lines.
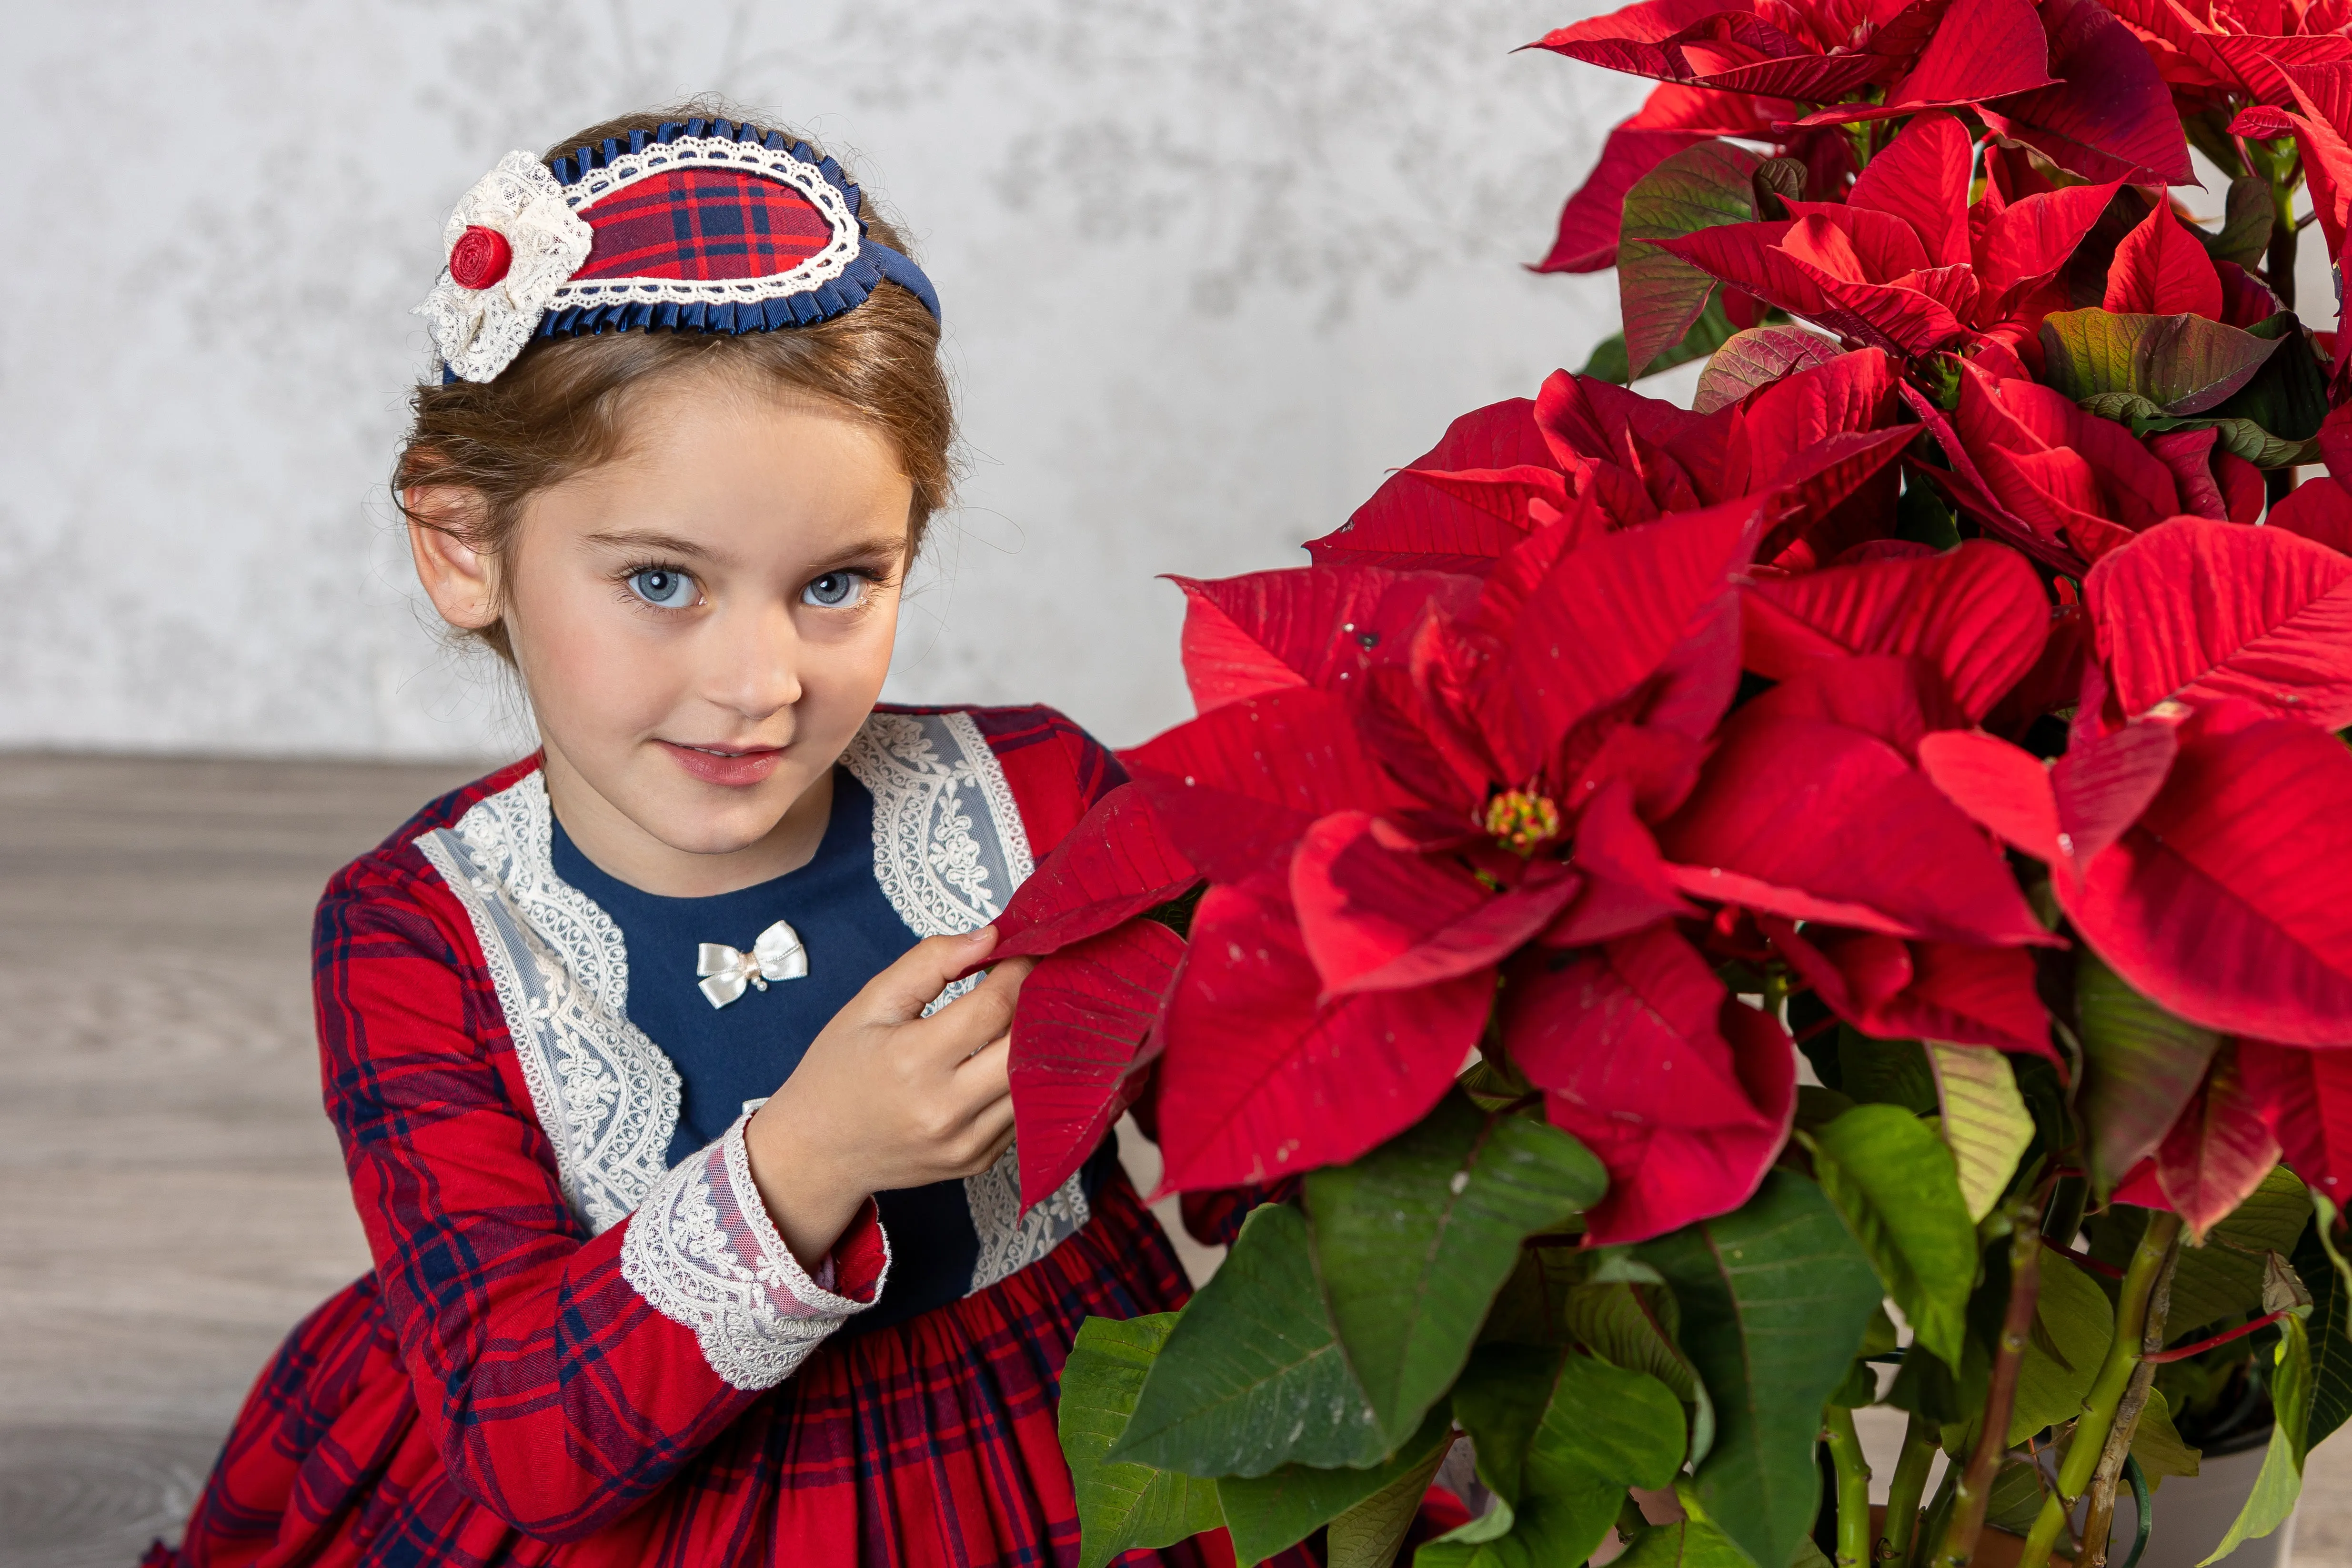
top-left (1307, 398), bottom-right (1554, 571)
top-left (2086, 516), bottom-right (2352, 729)
top-left (1153, 881), bottom-right (1492, 1189)
top-left (1976, 0), bottom-right (2192, 185)
top-left (1122, 689), bottom-right (1411, 883)
top-left (2049, 709), bottom-right (2183, 870)
top-left (2059, 711), bottom-right (2352, 1044)
top-left (2268, 474), bottom-right (2352, 555)
top-left (1769, 918), bottom-right (2052, 1057)
top-left (993, 785), bottom-right (1198, 961)
top-left (1516, 936), bottom-right (1796, 1244)
top-left (1846, 111), bottom-right (1978, 268)
top-left (1881, 0), bottom-right (2058, 108)
top-left (1172, 566), bottom-right (1478, 713)
top-left (1551, 776), bottom-right (1700, 945)
top-left (1742, 539), bottom-right (2053, 720)
top-left (2240, 1040), bottom-right (2352, 1204)
top-left (1975, 181), bottom-right (2128, 296)
top-left (1288, 811), bottom-right (1488, 994)
top-left (1474, 497), bottom-right (1759, 781)
top-left (2103, 204), bottom-right (2225, 319)
top-left (1735, 652), bottom-right (1972, 763)
top-left (1538, 122), bottom-right (1711, 273)
top-left (1917, 728), bottom-right (2062, 861)
top-left (2152, 1045), bottom-right (2285, 1242)
top-left (1009, 921), bottom-right (1187, 1209)
top-left (1659, 711), bottom-right (2051, 945)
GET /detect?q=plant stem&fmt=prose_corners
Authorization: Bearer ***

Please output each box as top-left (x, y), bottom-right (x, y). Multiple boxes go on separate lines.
top-left (1825, 1406), bottom-right (1875, 1568)
top-left (2079, 1235), bottom-right (2181, 1568)
top-left (1933, 1206), bottom-right (2045, 1568)
top-left (1884, 1415), bottom-right (1940, 1562)
top-left (2012, 1212), bottom-right (2185, 1568)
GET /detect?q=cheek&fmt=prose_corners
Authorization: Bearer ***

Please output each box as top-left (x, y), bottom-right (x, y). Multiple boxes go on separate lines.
top-left (506, 573), bottom-right (678, 731)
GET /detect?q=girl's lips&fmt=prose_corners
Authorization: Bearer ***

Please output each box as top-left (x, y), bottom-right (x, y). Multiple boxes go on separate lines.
top-left (658, 741), bottom-right (784, 788)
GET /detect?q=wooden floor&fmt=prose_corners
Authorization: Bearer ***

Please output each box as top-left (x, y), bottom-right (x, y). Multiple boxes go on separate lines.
top-left (0, 751), bottom-right (2346, 1566)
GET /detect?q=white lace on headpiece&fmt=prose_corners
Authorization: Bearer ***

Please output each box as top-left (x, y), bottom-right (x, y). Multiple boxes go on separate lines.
top-left (413, 152), bottom-right (594, 383)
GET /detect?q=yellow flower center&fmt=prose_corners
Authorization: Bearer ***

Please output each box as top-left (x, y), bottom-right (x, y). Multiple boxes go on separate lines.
top-left (1482, 789), bottom-right (1561, 856)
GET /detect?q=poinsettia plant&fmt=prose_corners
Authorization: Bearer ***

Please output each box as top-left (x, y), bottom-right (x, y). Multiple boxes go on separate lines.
top-left (987, 5), bottom-right (2352, 1565)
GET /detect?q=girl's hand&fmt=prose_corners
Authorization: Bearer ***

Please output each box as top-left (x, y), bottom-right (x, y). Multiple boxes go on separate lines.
top-left (743, 927), bottom-right (1031, 1269)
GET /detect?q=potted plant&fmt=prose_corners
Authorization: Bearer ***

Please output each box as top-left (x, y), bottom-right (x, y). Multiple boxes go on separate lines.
top-left (980, 3), bottom-right (2352, 1563)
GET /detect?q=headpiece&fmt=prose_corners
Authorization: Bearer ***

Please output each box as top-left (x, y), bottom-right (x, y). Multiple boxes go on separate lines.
top-left (414, 117), bottom-right (940, 383)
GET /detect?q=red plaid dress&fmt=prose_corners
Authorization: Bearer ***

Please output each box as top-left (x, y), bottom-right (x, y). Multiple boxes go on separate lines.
top-left (149, 705), bottom-right (1285, 1568)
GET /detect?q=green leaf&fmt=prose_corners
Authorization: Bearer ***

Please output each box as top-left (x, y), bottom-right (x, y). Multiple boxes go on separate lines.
top-left (1421, 1350), bottom-right (1687, 1568)
top-left (1839, 1031), bottom-right (1938, 1116)
top-left (1693, 324), bottom-right (1843, 413)
top-left (2076, 951), bottom-right (2222, 1196)
top-left (1808, 1105), bottom-right (1980, 1370)
top-left (1217, 1404), bottom-right (1453, 1566)
top-left (2190, 177), bottom-right (2275, 269)
top-left (1444, 1343), bottom-right (1561, 1543)
top-left (1308, 1089), bottom-right (1607, 1443)
top-left (1795, 1085), bottom-right (1859, 1135)
top-left (2040, 308), bottom-right (2282, 415)
top-left (1324, 1434), bottom-right (1454, 1568)
top-left (2209, 312), bottom-right (2331, 447)
top-left (2126, 413), bottom-right (2317, 469)
top-left (1059, 1314), bottom-right (1227, 1568)
top-left (1584, 294), bottom-right (1746, 386)
top-left (1637, 1171), bottom-right (1884, 1568)
top-left (1983, 1456), bottom-right (2050, 1533)
top-left (2198, 1315), bottom-right (2311, 1564)
top-left (1927, 1044), bottom-right (2035, 1224)
top-left (1563, 1280), bottom-right (1717, 1466)
top-left (1614, 1518), bottom-right (1760, 1568)
top-left (1897, 478), bottom-right (1964, 550)
top-left (1481, 1242), bottom-right (1590, 1347)
top-left (2131, 1385), bottom-right (2202, 1489)
top-left (1115, 1204), bottom-right (1386, 1477)
top-left (2166, 1164), bottom-right (2310, 1335)
top-left (2009, 1251), bottom-right (2115, 1445)
top-left (1619, 142), bottom-right (1761, 374)
top-left (2298, 1196), bottom-right (2352, 1449)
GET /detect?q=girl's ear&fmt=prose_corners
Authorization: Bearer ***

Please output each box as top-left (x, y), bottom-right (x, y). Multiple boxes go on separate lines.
top-left (406, 488), bottom-right (501, 631)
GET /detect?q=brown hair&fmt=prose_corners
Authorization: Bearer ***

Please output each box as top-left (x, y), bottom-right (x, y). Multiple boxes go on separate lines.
top-left (394, 101), bottom-right (953, 661)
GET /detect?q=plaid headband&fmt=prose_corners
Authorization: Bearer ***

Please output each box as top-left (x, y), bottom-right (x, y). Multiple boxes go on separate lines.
top-left (416, 118), bottom-right (941, 383)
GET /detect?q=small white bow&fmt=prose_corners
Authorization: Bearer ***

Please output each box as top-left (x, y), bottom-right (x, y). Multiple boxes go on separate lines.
top-left (696, 920), bottom-right (809, 1008)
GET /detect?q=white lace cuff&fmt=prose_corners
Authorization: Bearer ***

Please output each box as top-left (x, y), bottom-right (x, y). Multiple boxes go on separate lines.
top-left (619, 1116), bottom-right (890, 1390)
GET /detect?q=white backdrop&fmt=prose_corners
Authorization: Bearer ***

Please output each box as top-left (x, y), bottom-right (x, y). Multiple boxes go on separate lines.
top-left (0, 0), bottom-right (1636, 759)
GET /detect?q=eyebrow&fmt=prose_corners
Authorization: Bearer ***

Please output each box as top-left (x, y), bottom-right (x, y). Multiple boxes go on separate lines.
top-left (582, 528), bottom-right (733, 566)
top-left (580, 528), bottom-right (910, 573)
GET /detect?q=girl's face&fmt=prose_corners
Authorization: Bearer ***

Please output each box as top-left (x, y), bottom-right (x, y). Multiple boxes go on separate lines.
top-left (413, 380), bottom-right (914, 895)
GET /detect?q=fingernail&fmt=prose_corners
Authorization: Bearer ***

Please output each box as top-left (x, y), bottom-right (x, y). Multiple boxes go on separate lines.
top-left (966, 925), bottom-right (997, 946)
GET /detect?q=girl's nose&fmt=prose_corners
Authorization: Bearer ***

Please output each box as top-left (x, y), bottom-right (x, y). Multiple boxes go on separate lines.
top-left (707, 600), bottom-right (804, 720)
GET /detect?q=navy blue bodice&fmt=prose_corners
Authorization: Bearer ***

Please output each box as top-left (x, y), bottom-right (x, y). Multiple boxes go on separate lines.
top-left (552, 769), bottom-right (1016, 1332)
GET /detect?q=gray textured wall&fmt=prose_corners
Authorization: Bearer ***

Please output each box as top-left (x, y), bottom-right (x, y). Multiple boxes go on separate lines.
top-left (2, 1), bottom-right (1633, 758)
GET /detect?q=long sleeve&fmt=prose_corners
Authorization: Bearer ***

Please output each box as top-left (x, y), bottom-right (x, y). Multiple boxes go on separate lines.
top-left (314, 864), bottom-right (885, 1542)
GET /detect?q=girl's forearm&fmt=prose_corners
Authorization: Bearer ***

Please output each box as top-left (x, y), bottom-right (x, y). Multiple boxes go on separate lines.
top-left (744, 1099), bottom-right (869, 1266)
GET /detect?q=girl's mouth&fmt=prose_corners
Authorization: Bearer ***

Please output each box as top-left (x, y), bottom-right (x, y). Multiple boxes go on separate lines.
top-left (658, 741), bottom-right (785, 788)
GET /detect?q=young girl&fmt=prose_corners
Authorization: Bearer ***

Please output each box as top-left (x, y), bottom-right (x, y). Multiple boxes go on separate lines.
top-left (152, 106), bottom-right (1272, 1568)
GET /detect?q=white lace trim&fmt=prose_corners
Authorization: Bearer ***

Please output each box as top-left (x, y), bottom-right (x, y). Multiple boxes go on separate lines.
top-left (619, 1116), bottom-right (886, 1390)
top-left (413, 152), bottom-right (595, 383)
top-left (841, 711), bottom-right (1091, 1288)
top-left (550, 136), bottom-right (861, 311)
top-left (417, 773), bottom-right (680, 1234)
top-left (416, 711), bottom-right (1092, 1285)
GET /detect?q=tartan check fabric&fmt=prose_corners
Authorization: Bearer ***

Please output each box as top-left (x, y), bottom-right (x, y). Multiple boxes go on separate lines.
top-left (573, 167), bottom-right (836, 282)
top-left (148, 706), bottom-right (1300, 1568)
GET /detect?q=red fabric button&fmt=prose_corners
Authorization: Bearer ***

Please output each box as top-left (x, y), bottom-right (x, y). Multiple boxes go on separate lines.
top-left (449, 225), bottom-right (513, 290)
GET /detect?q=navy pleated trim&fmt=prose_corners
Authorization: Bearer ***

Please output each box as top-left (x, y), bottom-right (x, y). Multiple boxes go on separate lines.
top-left (530, 117), bottom-right (931, 335)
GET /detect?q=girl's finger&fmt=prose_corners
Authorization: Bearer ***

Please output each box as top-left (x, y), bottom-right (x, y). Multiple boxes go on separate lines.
top-left (952, 1032), bottom-right (1012, 1102)
top-left (861, 927), bottom-right (1001, 1024)
top-left (914, 957), bottom-right (1034, 1066)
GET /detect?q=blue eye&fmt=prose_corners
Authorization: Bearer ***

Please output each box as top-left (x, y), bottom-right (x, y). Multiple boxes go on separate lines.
top-left (627, 568), bottom-right (696, 608)
top-left (803, 572), bottom-right (863, 608)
